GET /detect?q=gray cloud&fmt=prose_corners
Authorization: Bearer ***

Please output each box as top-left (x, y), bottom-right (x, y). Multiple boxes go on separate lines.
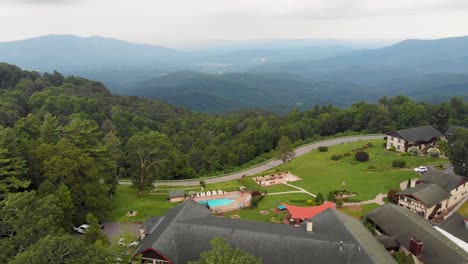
top-left (0, 0), bottom-right (467, 47)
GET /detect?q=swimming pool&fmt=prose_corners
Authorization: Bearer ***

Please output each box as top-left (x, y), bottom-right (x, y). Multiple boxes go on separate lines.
top-left (199, 198), bottom-right (234, 207)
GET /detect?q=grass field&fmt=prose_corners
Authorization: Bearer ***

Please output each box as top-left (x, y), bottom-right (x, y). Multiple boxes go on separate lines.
top-left (106, 185), bottom-right (176, 222)
top-left (457, 201), bottom-right (468, 217)
top-left (107, 139), bottom-right (448, 223)
top-left (223, 193), bottom-right (314, 222)
top-left (337, 203), bottom-right (380, 219)
top-left (256, 140), bottom-right (447, 201)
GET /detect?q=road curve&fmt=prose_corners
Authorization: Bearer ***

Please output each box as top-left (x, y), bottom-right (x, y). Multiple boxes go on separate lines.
top-left (119, 134), bottom-right (384, 187)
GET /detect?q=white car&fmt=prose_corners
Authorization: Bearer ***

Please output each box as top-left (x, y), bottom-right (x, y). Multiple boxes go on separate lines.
top-left (413, 166), bottom-right (428, 173)
top-left (119, 238), bottom-right (139, 248)
top-left (73, 224), bottom-right (89, 234)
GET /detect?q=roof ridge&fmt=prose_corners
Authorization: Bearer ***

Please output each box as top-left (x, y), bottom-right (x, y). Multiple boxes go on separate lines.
top-left (386, 204), bottom-right (468, 258)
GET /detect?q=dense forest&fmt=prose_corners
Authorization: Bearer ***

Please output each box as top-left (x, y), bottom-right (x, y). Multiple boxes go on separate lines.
top-left (0, 62), bottom-right (467, 262)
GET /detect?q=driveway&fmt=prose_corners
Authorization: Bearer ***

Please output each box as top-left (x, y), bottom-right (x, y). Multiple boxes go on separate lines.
top-left (119, 134), bottom-right (383, 187)
top-left (102, 222), bottom-right (141, 240)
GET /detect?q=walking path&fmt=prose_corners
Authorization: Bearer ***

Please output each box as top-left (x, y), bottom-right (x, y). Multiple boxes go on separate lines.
top-left (343, 193), bottom-right (387, 206)
top-left (283, 183), bottom-right (316, 197)
top-left (119, 134), bottom-right (383, 187)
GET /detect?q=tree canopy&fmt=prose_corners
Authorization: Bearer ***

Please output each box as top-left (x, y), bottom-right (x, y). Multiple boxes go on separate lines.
top-left (189, 237), bottom-right (262, 264)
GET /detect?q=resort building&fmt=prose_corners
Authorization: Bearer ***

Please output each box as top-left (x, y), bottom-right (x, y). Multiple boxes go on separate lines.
top-left (385, 125), bottom-right (442, 152)
top-left (366, 204), bottom-right (468, 264)
top-left (395, 169), bottom-right (468, 221)
top-left (436, 213), bottom-right (468, 249)
top-left (168, 190), bottom-right (185, 203)
top-left (135, 200), bottom-right (396, 264)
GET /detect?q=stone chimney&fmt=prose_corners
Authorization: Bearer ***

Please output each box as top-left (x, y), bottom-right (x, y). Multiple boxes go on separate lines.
top-left (306, 220), bottom-right (313, 232)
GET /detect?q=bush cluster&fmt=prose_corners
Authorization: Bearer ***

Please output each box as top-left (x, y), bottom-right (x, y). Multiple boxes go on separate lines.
top-left (428, 148), bottom-right (441, 158)
top-left (388, 146), bottom-right (396, 151)
top-left (318, 146), bottom-right (328, 152)
top-left (392, 159), bottom-right (406, 168)
top-left (355, 151), bottom-right (369, 162)
top-left (331, 154), bottom-right (342, 161)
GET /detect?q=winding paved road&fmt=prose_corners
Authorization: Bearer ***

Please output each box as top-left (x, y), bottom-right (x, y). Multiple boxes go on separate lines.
top-left (119, 134), bottom-right (383, 187)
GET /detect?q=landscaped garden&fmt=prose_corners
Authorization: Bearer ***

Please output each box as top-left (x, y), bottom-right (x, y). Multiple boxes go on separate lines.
top-left (107, 139), bottom-right (449, 223)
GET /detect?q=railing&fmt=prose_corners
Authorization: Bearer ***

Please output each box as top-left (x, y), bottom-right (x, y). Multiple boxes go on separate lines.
top-left (141, 257), bottom-right (171, 264)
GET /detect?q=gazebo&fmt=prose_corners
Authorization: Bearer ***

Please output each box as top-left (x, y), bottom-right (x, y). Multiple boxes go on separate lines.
top-left (282, 202), bottom-right (336, 225)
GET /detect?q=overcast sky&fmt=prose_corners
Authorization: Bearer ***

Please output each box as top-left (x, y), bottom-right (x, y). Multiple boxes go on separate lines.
top-left (2, 0), bottom-right (468, 48)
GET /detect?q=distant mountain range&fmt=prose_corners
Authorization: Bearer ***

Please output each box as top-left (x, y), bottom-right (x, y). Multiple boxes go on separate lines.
top-left (0, 34), bottom-right (467, 113)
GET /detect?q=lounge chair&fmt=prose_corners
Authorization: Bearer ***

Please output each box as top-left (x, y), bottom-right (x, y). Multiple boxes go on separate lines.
top-left (206, 191), bottom-right (211, 196)
top-left (212, 190), bottom-right (218, 196)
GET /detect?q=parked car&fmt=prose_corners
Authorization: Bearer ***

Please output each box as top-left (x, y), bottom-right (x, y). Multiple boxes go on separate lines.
top-left (73, 224), bottom-right (89, 234)
top-left (119, 238), bottom-right (139, 248)
top-left (413, 166), bottom-right (428, 173)
top-left (73, 222), bottom-right (104, 234)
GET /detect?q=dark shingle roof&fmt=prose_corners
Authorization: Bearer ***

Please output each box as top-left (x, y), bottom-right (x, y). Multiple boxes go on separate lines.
top-left (389, 125), bottom-right (442, 143)
top-left (140, 217), bottom-right (163, 234)
top-left (376, 235), bottom-right (400, 249)
top-left (438, 213), bottom-right (468, 243)
top-left (168, 190), bottom-right (185, 199)
top-left (137, 200), bottom-right (396, 264)
top-left (396, 183), bottom-right (451, 207)
top-left (367, 204), bottom-right (468, 264)
top-left (445, 125), bottom-right (467, 136)
top-left (419, 169), bottom-right (466, 192)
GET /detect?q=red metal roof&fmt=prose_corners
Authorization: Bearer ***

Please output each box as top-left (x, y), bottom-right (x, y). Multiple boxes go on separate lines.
top-left (282, 202), bottom-right (336, 219)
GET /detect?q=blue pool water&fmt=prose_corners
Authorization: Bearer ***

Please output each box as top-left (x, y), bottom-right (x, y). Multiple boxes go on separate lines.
top-left (199, 198), bottom-right (234, 207)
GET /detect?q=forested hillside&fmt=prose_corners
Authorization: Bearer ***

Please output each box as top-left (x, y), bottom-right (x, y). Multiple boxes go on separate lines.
top-left (0, 62), bottom-right (467, 262)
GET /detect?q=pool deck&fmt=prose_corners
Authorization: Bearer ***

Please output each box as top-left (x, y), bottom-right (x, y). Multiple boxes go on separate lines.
top-left (192, 191), bottom-right (252, 213)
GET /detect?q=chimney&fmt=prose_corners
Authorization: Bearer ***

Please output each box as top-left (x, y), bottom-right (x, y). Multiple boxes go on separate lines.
top-left (306, 220), bottom-right (313, 232)
top-left (409, 237), bottom-right (423, 257)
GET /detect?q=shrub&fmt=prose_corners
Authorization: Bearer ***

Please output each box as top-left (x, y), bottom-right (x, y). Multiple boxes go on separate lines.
top-left (250, 195), bottom-right (264, 208)
top-left (406, 179), bottom-right (411, 188)
top-left (428, 148), bottom-right (441, 158)
top-left (382, 142), bottom-right (387, 148)
top-left (343, 152), bottom-right (351, 157)
top-left (331, 154), bottom-right (342, 161)
top-left (392, 159), bottom-right (406, 168)
top-left (315, 193), bottom-right (324, 205)
top-left (327, 191), bottom-right (335, 202)
top-left (318, 146), bottom-right (328, 152)
top-left (355, 151), bottom-right (369, 162)
top-left (366, 223), bottom-right (376, 235)
top-left (408, 146), bottom-right (419, 156)
top-left (251, 191), bottom-right (262, 197)
top-left (366, 142), bottom-right (374, 147)
top-left (335, 199), bottom-right (344, 207)
top-left (389, 146), bottom-right (396, 151)
top-left (306, 199), bottom-right (314, 205)
top-left (387, 189), bottom-right (399, 204)
top-left (400, 152), bottom-right (410, 156)
top-left (199, 181), bottom-right (206, 188)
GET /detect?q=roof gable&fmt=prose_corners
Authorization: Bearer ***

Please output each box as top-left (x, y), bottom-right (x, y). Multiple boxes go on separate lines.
top-left (138, 201), bottom-right (396, 264)
top-left (419, 169), bottom-right (466, 192)
top-left (389, 125), bottom-right (442, 143)
top-left (396, 183), bottom-right (451, 207)
top-left (367, 204), bottom-right (468, 264)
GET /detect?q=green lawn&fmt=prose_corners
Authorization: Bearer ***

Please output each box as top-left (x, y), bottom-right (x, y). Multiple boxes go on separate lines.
top-left (106, 185), bottom-right (176, 222)
top-left (223, 193), bottom-right (314, 222)
top-left (108, 139), bottom-right (448, 223)
top-left (266, 140), bottom-right (447, 201)
top-left (337, 203), bottom-right (380, 220)
top-left (457, 201), bottom-right (468, 217)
